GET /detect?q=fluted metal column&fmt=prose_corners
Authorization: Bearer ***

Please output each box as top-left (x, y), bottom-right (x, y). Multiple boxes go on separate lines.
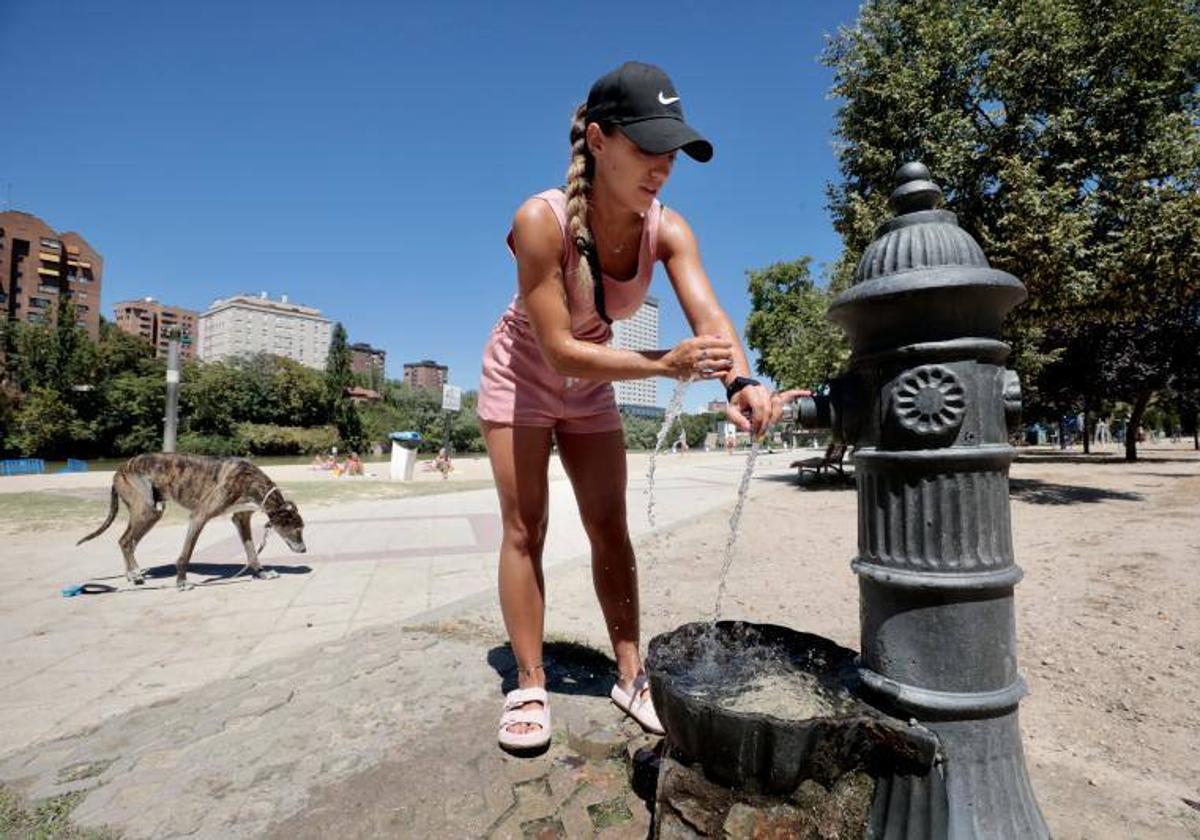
top-left (829, 164), bottom-right (1047, 838)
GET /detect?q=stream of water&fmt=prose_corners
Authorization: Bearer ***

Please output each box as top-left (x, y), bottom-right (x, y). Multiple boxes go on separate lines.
top-left (712, 438), bottom-right (760, 618)
top-left (642, 381), bottom-right (761, 614)
top-left (644, 379), bottom-right (690, 529)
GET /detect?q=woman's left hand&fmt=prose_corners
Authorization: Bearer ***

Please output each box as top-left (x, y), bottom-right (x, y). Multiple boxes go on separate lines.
top-left (727, 384), bottom-right (783, 437)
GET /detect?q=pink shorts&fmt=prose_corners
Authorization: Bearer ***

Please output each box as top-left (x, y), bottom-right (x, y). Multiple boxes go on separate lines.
top-left (477, 316), bottom-right (622, 434)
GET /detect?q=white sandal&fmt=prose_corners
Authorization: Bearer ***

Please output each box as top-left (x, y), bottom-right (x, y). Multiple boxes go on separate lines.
top-left (611, 675), bottom-right (665, 735)
top-left (498, 687), bottom-right (551, 750)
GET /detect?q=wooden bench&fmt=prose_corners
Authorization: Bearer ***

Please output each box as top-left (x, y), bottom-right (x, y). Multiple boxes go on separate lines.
top-left (791, 442), bottom-right (850, 482)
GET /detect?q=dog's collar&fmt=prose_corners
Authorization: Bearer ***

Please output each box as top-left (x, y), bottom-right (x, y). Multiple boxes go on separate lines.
top-left (260, 486), bottom-right (282, 510)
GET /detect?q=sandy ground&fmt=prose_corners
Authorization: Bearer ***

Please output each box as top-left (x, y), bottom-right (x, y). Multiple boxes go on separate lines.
top-left (703, 444), bottom-right (1200, 837)
top-left (447, 442), bottom-right (1200, 838)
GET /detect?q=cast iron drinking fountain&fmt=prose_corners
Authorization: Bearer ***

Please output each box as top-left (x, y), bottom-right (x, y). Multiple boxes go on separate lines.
top-left (645, 163), bottom-right (1049, 838)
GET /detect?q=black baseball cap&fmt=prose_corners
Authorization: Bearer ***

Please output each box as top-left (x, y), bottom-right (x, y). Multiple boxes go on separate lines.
top-left (585, 61), bottom-right (713, 163)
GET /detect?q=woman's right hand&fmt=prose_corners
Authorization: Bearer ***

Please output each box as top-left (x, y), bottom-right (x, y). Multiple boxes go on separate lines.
top-left (659, 335), bottom-right (734, 381)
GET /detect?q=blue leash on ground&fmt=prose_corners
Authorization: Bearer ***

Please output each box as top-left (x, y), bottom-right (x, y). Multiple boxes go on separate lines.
top-left (61, 583), bottom-right (118, 597)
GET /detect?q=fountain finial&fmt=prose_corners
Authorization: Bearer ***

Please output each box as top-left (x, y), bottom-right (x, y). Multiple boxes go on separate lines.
top-left (851, 162), bottom-right (986, 285)
top-left (889, 161), bottom-right (943, 215)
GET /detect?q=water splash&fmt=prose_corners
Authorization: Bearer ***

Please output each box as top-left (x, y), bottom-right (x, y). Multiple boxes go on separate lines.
top-left (645, 378), bottom-right (690, 529)
top-left (713, 438), bottom-right (760, 618)
top-left (648, 622), bottom-right (856, 719)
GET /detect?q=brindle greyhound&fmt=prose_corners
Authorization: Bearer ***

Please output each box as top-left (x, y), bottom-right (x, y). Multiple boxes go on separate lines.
top-left (77, 453), bottom-right (307, 589)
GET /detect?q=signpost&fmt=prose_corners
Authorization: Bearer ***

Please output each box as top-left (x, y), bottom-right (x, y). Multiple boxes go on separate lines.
top-left (441, 384), bottom-right (462, 460)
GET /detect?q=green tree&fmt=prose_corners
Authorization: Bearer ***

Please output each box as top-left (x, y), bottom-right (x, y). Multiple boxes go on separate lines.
top-left (52, 294), bottom-right (85, 393)
top-left (0, 386), bottom-right (17, 456)
top-left (744, 258), bottom-right (850, 390)
top-left (680, 412), bottom-right (722, 449)
top-left (98, 372), bottom-right (167, 455)
top-left (96, 317), bottom-right (155, 378)
top-left (181, 360), bottom-right (258, 437)
top-left (620, 414), bottom-right (659, 450)
top-left (823, 0), bottom-right (1200, 460)
top-left (382, 381), bottom-right (444, 449)
top-left (6, 386), bottom-right (89, 458)
top-left (8, 299), bottom-right (98, 409)
top-left (10, 322), bottom-right (57, 392)
top-left (325, 323), bottom-right (353, 397)
top-left (268, 356), bottom-right (330, 427)
top-left (448, 391), bottom-right (484, 453)
top-left (325, 322), bottom-right (364, 449)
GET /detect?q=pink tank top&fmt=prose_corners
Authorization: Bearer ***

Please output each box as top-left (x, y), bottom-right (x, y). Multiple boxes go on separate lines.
top-left (502, 189), bottom-right (661, 344)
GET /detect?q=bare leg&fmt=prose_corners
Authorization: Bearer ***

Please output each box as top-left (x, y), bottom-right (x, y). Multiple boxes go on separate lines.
top-left (555, 429), bottom-right (645, 693)
top-left (483, 421), bottom-right (554, 735)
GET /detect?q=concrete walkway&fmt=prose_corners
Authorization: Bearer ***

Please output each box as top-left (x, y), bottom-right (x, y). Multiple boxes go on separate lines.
top-left (0, 449), bottom-right (800, 761)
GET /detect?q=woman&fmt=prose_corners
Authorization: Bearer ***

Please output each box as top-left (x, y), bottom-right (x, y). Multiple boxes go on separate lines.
top-left (479, 61), bottom-right (783, 751)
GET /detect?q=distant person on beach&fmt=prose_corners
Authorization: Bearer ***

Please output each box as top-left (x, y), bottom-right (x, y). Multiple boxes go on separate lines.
top-left (672, 428), bottom-right (689, 454)
top-left (477, 61), bottom-right (784, 751)
top-left (435, 448), bottom-right (453, 479)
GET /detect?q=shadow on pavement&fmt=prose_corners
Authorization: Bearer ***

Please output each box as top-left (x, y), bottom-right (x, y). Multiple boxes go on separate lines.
top-left (487, 640), bottom-right (615, 699)
top-left (758, 472), bottom-right (857, 491)
top-left (142, 562), bottom-right (313, 579)
top-left (1008, 478), bottom-right (1143, 505)
top-left (1014, 451), bottom-right (1197, 465)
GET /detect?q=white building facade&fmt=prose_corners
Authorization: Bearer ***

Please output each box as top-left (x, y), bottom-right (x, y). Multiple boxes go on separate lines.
top-left (611, 295), bottom-right (659, 411)
top-left (198, 293), bottom-right (332, 369)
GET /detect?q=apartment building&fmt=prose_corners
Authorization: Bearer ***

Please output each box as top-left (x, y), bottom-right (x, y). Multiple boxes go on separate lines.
top-left (350, 342), bottom-right (386, 384)
top-left (611, 295), bottom-right (660, 413)
top-left (197, 292), bottom-right (332, 369)
top-left (0, 210), bottom-right (102, 337)
top-left (113, 297), bottom-right (199, 360)
top-left (403, 359), bottom-right (448, 389)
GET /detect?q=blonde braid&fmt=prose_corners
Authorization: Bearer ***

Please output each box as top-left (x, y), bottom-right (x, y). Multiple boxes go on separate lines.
top-left (565, 102), bottom-right (596, 289)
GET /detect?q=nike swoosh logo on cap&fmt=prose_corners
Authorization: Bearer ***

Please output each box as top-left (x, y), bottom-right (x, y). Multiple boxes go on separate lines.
top-left (658, 92), bottom-right (680, 105)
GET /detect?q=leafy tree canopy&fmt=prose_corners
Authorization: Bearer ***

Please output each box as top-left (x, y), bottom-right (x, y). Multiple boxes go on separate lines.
top-left (744, 257), bottom-right (850, 390)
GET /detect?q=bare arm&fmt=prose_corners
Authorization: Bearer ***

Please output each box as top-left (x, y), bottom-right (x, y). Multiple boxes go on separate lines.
top-left (512, 199), bottom-right (731, 383)
top-left (659, 207), bottom-right (782, 434)
top-left (658, 207), bottom-right (751, 385)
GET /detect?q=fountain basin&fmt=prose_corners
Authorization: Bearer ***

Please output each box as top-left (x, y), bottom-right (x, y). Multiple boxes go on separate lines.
top-left (646, 621), bottom-right (938, 794)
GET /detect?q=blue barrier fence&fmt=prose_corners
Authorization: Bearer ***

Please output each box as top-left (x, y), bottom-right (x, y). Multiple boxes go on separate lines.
top-left (0, 458), bottom-right (46, 476)
top-left (60, 459), bottom-right (89, 473)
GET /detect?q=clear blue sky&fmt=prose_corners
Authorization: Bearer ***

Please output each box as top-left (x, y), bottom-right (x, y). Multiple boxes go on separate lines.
top-left (1, 1), bottom-right (861, 412)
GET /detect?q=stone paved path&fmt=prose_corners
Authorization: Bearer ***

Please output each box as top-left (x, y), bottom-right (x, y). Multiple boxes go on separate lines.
top-left (0, 619), bottom-right (663, 839)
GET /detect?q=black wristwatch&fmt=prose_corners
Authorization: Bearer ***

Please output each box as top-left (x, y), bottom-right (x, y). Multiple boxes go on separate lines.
top-left (726, 376), bottom-right (760, 401)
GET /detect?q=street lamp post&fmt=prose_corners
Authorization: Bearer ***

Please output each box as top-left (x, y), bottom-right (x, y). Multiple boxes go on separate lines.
top-left (163, 326), bottom-right (181, 453)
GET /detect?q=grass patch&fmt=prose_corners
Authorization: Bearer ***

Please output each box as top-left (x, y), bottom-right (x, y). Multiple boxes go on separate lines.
top-left (587, 797), bottom-right (634, 829)
top-left (0, 493), bottom-right (117, 536)
top-left (0, 479), bottom-right (495, 536)
top-left (275, 478), bottom-right (494, 507)
top-left (0, 786), bottom-right (118, 839)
